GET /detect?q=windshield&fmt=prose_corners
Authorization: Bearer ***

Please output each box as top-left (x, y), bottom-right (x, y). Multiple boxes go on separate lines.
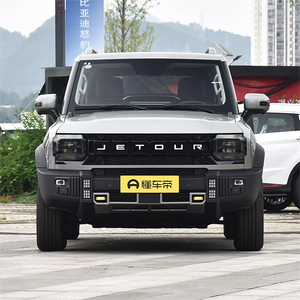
top-left (72, 59), bottom-right (227, 110)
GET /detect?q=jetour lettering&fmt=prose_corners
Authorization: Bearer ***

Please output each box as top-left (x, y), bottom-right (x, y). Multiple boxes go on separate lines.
top-left (193, 144), bottom-right (203, 151)
top-left (97, 144), bottom-right (106, 151)
top-left (116, 144), bottom-right (125, 151)
top-left (135, 144), bottom-right (145, 150)
top-left (154, 144), bottom-right (164, 150)
top-left (174, 144), bottom-right (184, 150)
top-left (95, 141), bottom-right (206, 153)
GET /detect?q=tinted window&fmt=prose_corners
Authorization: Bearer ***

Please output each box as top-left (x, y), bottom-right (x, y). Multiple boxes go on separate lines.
top-left (73, 60), bottom-right (227, 107)
top-left (250, 113), bottom-right (295, 134)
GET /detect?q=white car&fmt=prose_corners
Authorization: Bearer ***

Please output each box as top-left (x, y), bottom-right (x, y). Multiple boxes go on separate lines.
top-left (0, 123), bottom-right (25, 137)
top-left (246, 103), bottom-right (300, 211)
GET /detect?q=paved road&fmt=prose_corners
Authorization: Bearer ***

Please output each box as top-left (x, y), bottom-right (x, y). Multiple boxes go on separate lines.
top-left (0, 204), bottom-right (299, 300)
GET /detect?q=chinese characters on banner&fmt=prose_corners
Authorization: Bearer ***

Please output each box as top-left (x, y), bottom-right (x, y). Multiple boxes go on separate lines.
top-left (65, 0), bottom-right (104, 66)
top-left (79, 2), bottom-right (90, 50)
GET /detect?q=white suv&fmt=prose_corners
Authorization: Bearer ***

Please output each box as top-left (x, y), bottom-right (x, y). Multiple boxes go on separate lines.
top-left (246, 103), bottom-right (300, 211)
top-left (35, 50), bottom-right (269, 251)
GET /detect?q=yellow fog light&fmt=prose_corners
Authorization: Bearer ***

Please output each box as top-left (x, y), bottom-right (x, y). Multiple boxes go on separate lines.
top-left (94, 194), bottom-right (109, 204)
top-left (193, 196), bottom-right (204, 201)
top-left (190, 193), bottom-right (206, 204)
top-left (95, 196), bottom-right (106, 201)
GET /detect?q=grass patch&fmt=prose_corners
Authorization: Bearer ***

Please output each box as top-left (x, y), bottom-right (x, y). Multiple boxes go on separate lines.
top-left (0, 191), bottom-right (37, 204)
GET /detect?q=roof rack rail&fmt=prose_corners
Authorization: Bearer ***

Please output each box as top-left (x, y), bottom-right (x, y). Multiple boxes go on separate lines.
top-left (205, 47), bottom-right (216, 55)
top-left (85, 48), bottom-right (98, 55)
top-left (214, 43), bottom-right (233, 56)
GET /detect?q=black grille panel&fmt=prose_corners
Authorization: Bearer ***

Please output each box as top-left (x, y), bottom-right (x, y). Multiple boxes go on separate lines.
top-left (93, 168), bottom-right (206, 176)
top-left (84, 134), bottom-right (216, 166)
top-left (69, 177), bottom-right (80, 197)
top-left (163, 193), bottom-right (190, 203)
top-left (219, 177), bottom-right (230, 197)
top-left (85, 134), bottom-right (216, 141)
top-left (108, 193), bottom-right (190, 203)
top-left (109, 193), bottom-right (136, 203)
top-left (85, 155), bottom-right (214, 165)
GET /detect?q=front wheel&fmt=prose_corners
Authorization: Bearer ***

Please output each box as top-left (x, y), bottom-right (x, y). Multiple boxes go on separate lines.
top-left (264, 196), bottom-right (292, 212)
top-left (233, 186), bottom-right (264, 251)
top-left (36, 188), bottom-right (67, 251)
top-left (66, 214), bottom-right (80, 240)
top-left (292, 173), bottom-right (300, 209)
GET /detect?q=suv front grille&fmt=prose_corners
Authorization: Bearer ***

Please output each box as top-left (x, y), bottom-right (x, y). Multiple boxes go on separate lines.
top-left (84, 134), bottom-right (216, 166)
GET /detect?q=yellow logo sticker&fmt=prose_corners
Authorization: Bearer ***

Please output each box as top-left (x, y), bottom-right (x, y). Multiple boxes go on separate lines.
top-left (120, 175), bottom-right (179, 193)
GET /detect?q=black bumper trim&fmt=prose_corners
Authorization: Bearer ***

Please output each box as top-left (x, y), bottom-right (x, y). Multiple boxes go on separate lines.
top-left (37, 166), bottom-right (263, 219)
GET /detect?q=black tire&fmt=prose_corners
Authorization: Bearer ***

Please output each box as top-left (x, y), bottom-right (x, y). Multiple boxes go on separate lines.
top-left (233, 186), bottom-right (264, 251)
top-left (223, 213), bottom-right (235, 239)
top-left (292, 174), bottom-right (300, 209)
top-left (36, 188), bottom-right (67, 251)
top-left (66, 214), bottom-right (80, 240)
top-left (264, 196), bottom-right (292, 212)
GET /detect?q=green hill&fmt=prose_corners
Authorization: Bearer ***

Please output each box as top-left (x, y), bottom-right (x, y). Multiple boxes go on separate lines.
top-left (0, 17), bottom-right (250, 100)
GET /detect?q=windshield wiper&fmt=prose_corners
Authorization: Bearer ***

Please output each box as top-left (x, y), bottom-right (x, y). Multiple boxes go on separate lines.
top-left (75, 104), bottom-right (148, 111)
top-left (162, 104), bottom-right (213, 114)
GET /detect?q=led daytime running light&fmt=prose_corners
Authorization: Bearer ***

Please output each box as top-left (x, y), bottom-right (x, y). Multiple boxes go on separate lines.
top-left (53, 135), bottom-right (87, 161)
top-left (213, 134), bottom-right (246, 161)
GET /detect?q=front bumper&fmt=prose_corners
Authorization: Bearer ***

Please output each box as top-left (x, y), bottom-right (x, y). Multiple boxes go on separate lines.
top-left (37, 167), bottom-right (263, 226)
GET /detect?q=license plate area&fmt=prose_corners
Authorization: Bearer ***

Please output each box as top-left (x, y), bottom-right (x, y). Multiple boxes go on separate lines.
top-left (120, 175), bottom-right (179, 193)
top-left (138, 193), bottom-right (161, 203)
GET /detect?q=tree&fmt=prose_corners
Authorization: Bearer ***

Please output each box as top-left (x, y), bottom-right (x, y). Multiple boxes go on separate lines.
top-left (105, 0), bottom-right (159, 52)
top-left (0, 109), bottom-right (46, 195)
top-left (288, 0), bottom-right (300, 13)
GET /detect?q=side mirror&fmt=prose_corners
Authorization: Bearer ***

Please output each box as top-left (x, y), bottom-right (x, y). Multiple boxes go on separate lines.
top-left (35, 94), bottom-right (57, 114)
top-left (244, 93), bottom-right (270, 112)
top-left (35, 94), bottom-right (59, 122)
top-left (242, 93), bottom-right (270, 122)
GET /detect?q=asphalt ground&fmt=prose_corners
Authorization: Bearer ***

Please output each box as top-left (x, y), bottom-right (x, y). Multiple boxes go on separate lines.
top-left (0, 204), bottom-right (299, 300)
top-left (0, 203), bottom-right (299, 235)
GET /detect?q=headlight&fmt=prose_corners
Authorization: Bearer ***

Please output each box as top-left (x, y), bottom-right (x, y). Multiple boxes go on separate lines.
top-left (53, 135), bottom-right (87, 161)
top-left (213, 134), bottom-right (246, 161)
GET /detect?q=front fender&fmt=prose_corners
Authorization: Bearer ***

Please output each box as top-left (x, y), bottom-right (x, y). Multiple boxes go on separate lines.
top-left (35, 144), bottom-right (47, 168)
top-left (253, 143), bottom-right (265, 169)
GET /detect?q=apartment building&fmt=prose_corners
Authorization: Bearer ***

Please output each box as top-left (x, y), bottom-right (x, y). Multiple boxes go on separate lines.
top-left (252, 0), bottom-right (300, 66)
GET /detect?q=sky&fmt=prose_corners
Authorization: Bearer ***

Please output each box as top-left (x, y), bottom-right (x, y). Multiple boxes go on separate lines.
top-left (0, 0), bottom-right (252, 37)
